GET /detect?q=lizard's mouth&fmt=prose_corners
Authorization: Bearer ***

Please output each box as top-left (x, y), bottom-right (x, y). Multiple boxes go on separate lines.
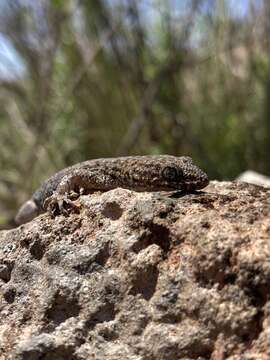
top-left (179, 177), bottom-right (209, 191)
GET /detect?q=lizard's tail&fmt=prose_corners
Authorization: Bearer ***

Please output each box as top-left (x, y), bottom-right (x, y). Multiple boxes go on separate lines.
top-left (15, 200), bottom-right (39, 225)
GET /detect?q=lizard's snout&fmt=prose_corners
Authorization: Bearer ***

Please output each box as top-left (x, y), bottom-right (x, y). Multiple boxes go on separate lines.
top-left (195, 171), bottom-right (209, 189)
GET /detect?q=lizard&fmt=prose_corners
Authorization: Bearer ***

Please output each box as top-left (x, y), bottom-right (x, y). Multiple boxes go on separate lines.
top-left (15, 155), bottom-right (209, 225)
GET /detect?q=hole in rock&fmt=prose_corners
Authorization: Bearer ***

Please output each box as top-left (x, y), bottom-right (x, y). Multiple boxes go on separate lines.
top-left (102, 202), bottom-right (123, 220)
top-left (45, 293), bottom-right (80, 327)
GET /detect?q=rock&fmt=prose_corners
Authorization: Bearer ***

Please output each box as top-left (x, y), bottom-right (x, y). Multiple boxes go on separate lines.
top-left (236, 170), bottom-right (270, 188)
top-left (0, 182), bottom-right (270, 359)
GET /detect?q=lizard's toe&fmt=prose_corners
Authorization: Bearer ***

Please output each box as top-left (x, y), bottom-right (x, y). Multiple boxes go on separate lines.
top-left (43, 193), bottom-right (80, 217)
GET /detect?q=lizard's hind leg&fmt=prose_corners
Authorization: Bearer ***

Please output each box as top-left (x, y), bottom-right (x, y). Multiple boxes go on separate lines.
top-left (43, 168), bottom-right (107, 217)
top-left (43, 171), bottom-right (88, 217)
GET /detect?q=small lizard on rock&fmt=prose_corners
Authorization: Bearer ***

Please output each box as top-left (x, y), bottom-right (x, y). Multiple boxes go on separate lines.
top-left (15, 155), bottom-right (209, 225)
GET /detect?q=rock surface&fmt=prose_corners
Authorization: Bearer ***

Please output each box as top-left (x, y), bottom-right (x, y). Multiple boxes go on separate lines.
top-left (236, 170), bottom-right (270, 188)
top-left (0, 181), bottom-right (270, 360)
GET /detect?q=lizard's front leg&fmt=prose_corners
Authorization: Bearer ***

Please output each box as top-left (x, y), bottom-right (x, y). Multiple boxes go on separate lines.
top-left (43, 169), bottom-right (109, 217)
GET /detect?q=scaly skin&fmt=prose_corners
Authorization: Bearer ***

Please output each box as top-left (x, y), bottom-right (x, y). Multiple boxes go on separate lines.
top-left (15, 155), bottom-right (209, 225)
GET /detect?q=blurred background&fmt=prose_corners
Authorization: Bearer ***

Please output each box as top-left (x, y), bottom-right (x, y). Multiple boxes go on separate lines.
top-left (0, 0), bottom-right (269, 228)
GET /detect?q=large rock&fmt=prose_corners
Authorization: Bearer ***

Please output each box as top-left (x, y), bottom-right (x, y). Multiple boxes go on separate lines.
top-left (0, 181), bottom-right (270, 359)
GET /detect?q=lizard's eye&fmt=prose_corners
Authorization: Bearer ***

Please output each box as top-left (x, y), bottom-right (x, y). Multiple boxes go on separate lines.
top-left (162, 166), bottom-right (182, 182)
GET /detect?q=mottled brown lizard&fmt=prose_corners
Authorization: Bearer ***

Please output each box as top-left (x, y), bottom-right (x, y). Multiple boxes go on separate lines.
top-left (15, 155), bottom-right (209, 225)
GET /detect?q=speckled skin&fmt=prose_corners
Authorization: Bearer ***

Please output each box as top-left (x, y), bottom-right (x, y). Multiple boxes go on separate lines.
top-left (15, 155), bottom-right (209, 225)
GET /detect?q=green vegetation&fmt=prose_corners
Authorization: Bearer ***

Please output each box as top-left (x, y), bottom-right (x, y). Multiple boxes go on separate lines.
top-left (0, 0), bottom-right (269, 226)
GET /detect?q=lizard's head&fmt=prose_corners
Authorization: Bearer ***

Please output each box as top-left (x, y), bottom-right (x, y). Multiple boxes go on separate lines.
top-left (127, 155), bottom-right (209, 191)
top-left (158, 156), bottom-right (209, 191)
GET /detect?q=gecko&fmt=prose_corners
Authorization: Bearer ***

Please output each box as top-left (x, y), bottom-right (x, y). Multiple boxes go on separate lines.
top-left (15, 155), bottom-right (209, 225)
